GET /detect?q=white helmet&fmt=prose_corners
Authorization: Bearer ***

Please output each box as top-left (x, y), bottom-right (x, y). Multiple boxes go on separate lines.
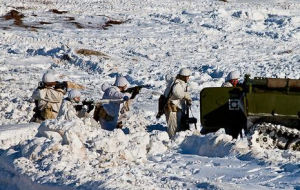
top-left (42, 72), bottom-right (57, 83)
top-left (68, 90), bottom-right (81, 99)
top-left (114, 76), bottom-right (129, 87)
top-left (179, 68), bottom-right (192, 77)
top-left (226, 71), bottom-right (240, 81)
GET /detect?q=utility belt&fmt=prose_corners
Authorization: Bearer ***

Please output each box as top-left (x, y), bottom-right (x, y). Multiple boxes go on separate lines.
top-left (93, 105), bottom-right (114, 122)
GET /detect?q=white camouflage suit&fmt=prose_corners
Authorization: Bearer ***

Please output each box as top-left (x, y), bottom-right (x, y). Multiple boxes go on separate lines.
top-left (221, 82), bottom-right (233, 87)
top-left (32, 87), bottom-right (65, 120)
top-left (57, 99), bottom-right (98, 126)
top-left (100, 86), bottom-right (130, 131)
top-left (57, 99), bottom-right (79, 121)
top-left (164, 78), bottom-right (191, 138)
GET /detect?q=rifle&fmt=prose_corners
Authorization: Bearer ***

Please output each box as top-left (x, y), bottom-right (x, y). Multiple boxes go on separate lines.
top-left (74, 99), bottom-right (124, 107)
top-left (125, 84), bottom-right (152, 99)
top-left (37, 81), bottom-right (84, 90)
top-left (30, 100), bottom-right (45, 122)
top-left (74, 100), bottom-right (95, 113)
top-left (179, 102), bottom-right (197, 131)
top-left (37, 81), bottom-right (68, 90)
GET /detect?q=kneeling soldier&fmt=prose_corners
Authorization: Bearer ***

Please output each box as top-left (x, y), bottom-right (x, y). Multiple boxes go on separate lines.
top-left (31, 72), bottom-right (67, 123)
top-left (30, 71), bottom-right (84, 123)
top-left (94, 76), bottom-right (131, 131)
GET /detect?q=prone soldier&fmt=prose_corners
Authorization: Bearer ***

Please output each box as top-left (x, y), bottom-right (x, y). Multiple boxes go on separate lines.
top-left (57, 90), bottom-right (94, 120)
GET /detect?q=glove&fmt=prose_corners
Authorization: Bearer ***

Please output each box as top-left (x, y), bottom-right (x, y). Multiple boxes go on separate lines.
top-left (123, 96), bottom-right (129, 101)
top-left (184, 93), bottom-right (192, 106)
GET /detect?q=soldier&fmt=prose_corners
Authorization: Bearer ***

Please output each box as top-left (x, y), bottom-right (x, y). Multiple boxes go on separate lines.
top-left (222, 71), bottom-right (240, 87)
top-left (163, 68), bottom-right (192, 138)
top-left (30, 71), bottom-right (84, 123)
top-left (94, 76), bottom-right (131, 131)
top-left (57, 90), bottom-right (94, 121)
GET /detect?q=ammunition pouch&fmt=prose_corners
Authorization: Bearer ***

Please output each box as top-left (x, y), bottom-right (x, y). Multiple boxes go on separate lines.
top-left (41, 107), bottom-right (56, 119)
top-left (93, 105), bottom-right (114, 122)
top-left (165, 101), bottom-right (179, 112)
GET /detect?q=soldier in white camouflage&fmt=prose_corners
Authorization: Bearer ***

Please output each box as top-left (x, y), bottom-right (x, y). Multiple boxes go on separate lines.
top-left (222, 71), bottom-right (240, 87)
top-left (163, 68), bottom-right (192, 138)
top-left (30, 71), bottom-right (84, 123)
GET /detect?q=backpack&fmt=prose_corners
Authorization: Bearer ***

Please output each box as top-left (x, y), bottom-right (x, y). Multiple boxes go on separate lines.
top-left (156, 95), bottom-right (167, 119)
top-left (156, 80), bottom-right (176, 119)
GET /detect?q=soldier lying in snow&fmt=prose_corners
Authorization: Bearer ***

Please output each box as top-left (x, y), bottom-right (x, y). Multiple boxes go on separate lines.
top-left (30, 71), bottom-right (85, 123)
top-left (57, 90), bottom-right (94, 121)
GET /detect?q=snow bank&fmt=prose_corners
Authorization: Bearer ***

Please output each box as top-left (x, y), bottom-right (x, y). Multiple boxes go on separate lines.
top-left (0, 156), bottom-right (72, 190)
top-left (180, 133), bottom-right (234, 158)
top-left (8, 117), bottom-right (171, 186)
top-left (180, 131), bottom-right (300, 165)
top-left (0, 123), bottom-right (39, 150)
top-left (0, 0), bottom-right (300, 188)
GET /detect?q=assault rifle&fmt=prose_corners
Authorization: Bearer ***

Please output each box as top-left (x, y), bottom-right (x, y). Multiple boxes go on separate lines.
top-left (124, 84), bottom-right (152, 99)
top-left (74, 100), bottom-right (95, 113)
top-left (37, 81), bottom-right (84, 90)
top-left (180, 102), bottom-right (197, 131)
top-left (38, 81), bottom-right (68, 91)
top-left (74, 99), bottom-right (125, 107)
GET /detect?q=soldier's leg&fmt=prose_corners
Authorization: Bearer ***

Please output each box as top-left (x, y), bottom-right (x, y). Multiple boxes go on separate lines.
top-left (166, 111), bottom-right (178, 138)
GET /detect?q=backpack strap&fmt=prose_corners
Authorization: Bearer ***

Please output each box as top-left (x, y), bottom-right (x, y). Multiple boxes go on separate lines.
top-left (166, 79), bottom-right (177, 100)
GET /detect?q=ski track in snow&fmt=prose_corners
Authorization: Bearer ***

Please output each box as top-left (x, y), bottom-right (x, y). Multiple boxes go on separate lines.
top-left (0, 0), bottom-right (299, 189)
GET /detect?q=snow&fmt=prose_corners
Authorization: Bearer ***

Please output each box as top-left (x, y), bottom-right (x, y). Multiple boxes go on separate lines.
top-left (0, 0), bottom-right (300, 189)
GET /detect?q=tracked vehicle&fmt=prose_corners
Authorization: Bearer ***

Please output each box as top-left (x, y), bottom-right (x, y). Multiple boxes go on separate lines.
top-left (200, 75), bottom-right (300, 151)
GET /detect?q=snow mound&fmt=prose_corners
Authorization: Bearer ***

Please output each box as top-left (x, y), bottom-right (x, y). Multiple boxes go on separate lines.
top-left (0, 123), bottom-right (39, 150)
top-left (9, 118), bottom-right (171, 186)
top-left (180, 133), bottom-right (234, 158)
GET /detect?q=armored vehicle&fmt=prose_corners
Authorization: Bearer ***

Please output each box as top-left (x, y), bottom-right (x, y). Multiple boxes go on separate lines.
top-left (200, 75), bottom-right (300, 151)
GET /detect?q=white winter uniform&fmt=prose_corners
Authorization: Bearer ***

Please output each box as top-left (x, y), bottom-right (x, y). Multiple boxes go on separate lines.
top-left (32, 87), bottom-right (65, 119)
top-left (221, 82), bottom-right (233, 87)
top-left (100, 86), bottom-right (129, 131)
top-left (164, 78), bottom-right (191, 138)
top-left (57, 99), bottom-right (79, 121)
top-left (57, 99), bottom-right (98, 127)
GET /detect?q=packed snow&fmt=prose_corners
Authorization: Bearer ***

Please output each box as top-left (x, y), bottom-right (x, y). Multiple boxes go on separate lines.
top-left (0, 0), bottom-right (299, 189)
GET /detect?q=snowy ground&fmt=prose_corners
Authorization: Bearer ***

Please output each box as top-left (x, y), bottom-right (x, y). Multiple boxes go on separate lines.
top-left (0, 0), bottom-right (299, 189)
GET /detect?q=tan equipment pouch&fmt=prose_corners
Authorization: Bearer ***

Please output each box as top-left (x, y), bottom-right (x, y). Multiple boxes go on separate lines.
top-left (165, 101), bottom-right (179, 112)
top-left (93, 104), bottom-right (114, 122)
top-left (41, 106), bottom-right (56, 119)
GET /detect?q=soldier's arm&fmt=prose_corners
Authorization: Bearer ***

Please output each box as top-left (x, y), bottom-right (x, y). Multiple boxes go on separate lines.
top-left (31, 88), bottom-right (41, 100)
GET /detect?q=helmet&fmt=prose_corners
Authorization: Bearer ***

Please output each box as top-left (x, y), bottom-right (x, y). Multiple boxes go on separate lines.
top-left (42, 72), bottom-right (57, 83)
top-left (226, 71), bottom-right (240, 81)
top-left (68, 90), bottom-right (81, 99)
top-left (114, 76), bottom-right (129, 87)
top-left (179, 68), bottom-right (192, 77)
